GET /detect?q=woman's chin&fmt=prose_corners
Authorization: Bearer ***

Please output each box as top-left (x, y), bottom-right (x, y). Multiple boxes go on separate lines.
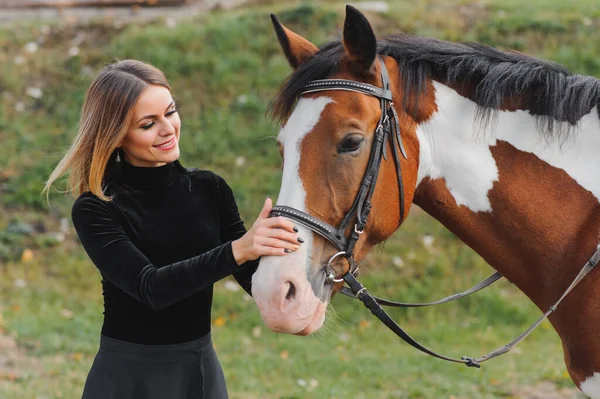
top-left (152, 147), bottom-right (180, 164)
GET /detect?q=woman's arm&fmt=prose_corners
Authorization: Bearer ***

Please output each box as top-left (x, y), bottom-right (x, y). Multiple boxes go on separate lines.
top-left (72, 194), bottom-right (242, 311)
top-left (215, 175), bottom-right (259, 296)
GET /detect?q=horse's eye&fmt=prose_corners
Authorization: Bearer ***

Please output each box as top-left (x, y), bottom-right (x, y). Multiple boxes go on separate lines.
top-left (337, 134), bottom-right (365, 154)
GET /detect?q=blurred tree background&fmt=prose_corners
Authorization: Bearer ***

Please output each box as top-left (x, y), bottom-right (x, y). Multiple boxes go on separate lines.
top-left (0, 0), bottom-right (598, 398)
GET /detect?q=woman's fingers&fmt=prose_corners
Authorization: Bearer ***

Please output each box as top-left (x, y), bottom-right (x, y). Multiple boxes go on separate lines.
top-left (254, 198), bottom-right (297, 233)
top-left (257, 197), bottom-right (273, 220)
top-left (256, 237), bottom-right (300, 252)
top-left (263, 216), bottom-right (297, 233)
top-left (258, 227), bottom-right (302, 245)
top-left (258, 245), bottom-right (290, 256)
top-left (242, 199), bottom-right (305, 260)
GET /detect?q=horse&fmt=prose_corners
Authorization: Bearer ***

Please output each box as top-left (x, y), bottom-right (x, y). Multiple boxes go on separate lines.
top-left (250, 5), bottom-right (600, 396)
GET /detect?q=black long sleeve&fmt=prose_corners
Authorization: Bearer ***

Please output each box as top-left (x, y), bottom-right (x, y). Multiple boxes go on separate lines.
top-left (215, 175), bottom-right (259, 295)
top-left (71, 161), bottom-right (256, 344)
top-left (72, 195), bottom-right (239, 310)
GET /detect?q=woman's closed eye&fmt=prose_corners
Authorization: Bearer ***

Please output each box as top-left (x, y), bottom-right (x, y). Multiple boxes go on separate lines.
top-left (140, 108), bottom-right (178, 130)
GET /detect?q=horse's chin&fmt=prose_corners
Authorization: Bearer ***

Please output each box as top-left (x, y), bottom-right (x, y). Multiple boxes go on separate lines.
top-left (264, 300), bottom-right (328, 335)
top-left (293, 301), bottom-right (328, 336)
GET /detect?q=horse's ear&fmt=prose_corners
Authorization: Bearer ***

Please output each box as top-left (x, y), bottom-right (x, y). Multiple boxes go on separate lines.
top-left (343, 5), bottom-right (377, 75)
top-left (271, 14), bottom-right (318, 69)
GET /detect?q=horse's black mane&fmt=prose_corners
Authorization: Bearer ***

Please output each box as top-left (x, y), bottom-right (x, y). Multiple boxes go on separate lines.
top-left (270, 34), bottom-right (600, 137)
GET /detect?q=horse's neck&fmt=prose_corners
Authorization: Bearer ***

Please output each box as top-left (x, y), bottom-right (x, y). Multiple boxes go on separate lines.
top-left (412, 81), bottom-right (600, 310)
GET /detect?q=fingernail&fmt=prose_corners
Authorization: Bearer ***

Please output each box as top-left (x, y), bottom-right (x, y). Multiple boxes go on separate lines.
top-left (293, 226), bottom-right (298, 232)
top-left (297, 237), bottom-right (304, 243)
top-left (284, 249), bottom-right (291, 253)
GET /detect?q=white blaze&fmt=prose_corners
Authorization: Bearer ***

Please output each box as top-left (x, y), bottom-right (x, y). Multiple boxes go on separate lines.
top-left (277, 96), bottom-right (335, 210)
top-left (252, 97), bottom-right (333, 325)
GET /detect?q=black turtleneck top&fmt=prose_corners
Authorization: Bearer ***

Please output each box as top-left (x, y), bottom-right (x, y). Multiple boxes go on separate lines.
top-left (71, 160), bottom-right (257, 345)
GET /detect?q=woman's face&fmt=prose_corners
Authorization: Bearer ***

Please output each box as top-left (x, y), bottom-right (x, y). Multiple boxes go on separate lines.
top-left (121, 84), bottom-right (181, 167)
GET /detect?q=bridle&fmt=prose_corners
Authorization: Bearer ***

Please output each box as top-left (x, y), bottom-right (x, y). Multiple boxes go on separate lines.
top-left (271, 56), bottom-right (407, 283)
top-left (270, 57), bottom-right (600, 368)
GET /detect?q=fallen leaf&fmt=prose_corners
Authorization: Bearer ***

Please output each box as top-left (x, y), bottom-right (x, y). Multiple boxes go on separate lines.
top-left (213, 316), bottom-right (226, 327)
top-left (280, 350), bottom-right (288, 360)
top-left (359, 319), bottom-right (370, 330)
top-left (252, 326), bottom-right (261, 338)
top-left (0, 372), bottom-right (18, 381)
top-left (21, 249), bottom-right (34, 262)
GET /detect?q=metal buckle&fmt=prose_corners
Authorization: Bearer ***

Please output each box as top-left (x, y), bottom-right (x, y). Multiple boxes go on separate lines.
top-left (325, 251), bottom-right (350, 284)
top-left (354, 224), bottom-right (364, 235)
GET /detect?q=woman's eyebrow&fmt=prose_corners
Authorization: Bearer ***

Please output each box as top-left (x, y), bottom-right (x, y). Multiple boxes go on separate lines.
top-left (136, 101), bottom-right (175, 123)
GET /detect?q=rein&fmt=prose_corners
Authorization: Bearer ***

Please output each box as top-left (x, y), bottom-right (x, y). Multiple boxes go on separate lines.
top-left (270, 57), bottom-right (600, 368)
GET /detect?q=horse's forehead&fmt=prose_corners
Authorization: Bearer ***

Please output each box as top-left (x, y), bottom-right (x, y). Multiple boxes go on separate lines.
top-left (278, 97), bottom-right (334, 145)
top-left (279, 93), bottom-right (379, 146)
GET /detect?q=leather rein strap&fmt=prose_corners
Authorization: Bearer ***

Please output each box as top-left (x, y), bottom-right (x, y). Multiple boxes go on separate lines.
top-left (339, 271), bottom-right (503, 308)
top-left (343, 246), bottom-right (600, 367)
top-left (269, 56), bottom-right (600, 368)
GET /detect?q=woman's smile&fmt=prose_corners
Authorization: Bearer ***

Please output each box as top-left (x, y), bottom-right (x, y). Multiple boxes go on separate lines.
top-left (154, 136), bottom-right (176, 151)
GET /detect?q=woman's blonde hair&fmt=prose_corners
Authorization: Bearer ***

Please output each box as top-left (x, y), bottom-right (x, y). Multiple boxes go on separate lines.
top-left (43, 59), bottom-right (171, 202)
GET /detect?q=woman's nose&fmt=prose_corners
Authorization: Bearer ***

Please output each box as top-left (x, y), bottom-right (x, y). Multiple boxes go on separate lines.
top-left (159, 118), bottom-right (176, 135)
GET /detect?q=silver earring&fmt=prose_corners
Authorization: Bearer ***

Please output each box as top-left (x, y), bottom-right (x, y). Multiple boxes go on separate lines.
top-left (116, 149), bottom-right (121, 163)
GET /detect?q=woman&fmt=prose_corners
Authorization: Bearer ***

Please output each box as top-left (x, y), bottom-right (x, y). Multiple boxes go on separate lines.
top-left (43, 59), bottom-right (301, 398)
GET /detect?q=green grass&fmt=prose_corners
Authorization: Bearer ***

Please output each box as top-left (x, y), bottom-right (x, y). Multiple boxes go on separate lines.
top-left (0, 210), bottom-right (572, 399)
top-left (0, 0), bottom-right (598, 397)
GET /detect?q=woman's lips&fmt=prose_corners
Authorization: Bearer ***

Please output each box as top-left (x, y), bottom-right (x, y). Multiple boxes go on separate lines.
top-left (154, 137), bottom-right (176, 150)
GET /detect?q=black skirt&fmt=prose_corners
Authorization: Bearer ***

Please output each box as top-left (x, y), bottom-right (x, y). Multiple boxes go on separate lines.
top-left (82, 332), bottom-right (228, 399)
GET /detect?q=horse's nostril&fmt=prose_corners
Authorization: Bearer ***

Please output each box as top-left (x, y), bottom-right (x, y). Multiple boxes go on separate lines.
top-left (285, 281), bottom-right (296, 300)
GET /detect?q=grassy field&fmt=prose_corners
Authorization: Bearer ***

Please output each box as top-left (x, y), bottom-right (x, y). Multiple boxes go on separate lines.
top-left (0, 0), bottom-right (599, 397)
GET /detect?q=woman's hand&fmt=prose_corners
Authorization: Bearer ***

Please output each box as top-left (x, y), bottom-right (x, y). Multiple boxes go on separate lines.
top-left (231, 198), bottom-right (303, 265)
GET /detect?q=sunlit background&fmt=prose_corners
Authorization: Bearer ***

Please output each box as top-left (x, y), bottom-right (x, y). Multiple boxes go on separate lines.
top-left (1, 0), bottom-right (599, 397)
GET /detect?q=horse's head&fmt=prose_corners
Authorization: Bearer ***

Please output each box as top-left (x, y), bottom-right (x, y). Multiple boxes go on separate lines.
top-left (252, 6), bottom-right (431, 335)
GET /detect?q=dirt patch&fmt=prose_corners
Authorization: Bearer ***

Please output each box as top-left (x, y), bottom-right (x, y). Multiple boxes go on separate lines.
top-left (0, 333), bottom-right (39, 383)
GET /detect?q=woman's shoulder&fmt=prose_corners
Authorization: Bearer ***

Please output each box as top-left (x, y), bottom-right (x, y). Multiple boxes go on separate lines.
top-left (71, 191), bottom-right (116, 219)
top-left (181, 167), bottom-right (229, 190)
top-left (73, 191), bottom-right (107, 205)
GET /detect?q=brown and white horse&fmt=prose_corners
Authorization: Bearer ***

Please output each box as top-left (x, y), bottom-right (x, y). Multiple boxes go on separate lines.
top-left (251, 5), bottom-right (600, 396)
